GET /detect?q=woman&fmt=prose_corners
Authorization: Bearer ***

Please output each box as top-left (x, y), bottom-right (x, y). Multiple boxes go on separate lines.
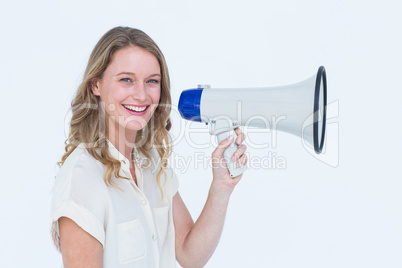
top-left (51, 26), bottom-right (247, 268)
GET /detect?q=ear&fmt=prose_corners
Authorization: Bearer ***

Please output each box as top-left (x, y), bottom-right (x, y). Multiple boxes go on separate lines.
top-left (90, 78), bottom-right (101, 96)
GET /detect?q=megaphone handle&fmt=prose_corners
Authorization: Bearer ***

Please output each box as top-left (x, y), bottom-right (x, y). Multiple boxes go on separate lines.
top-left (217, 131), bottom-right (247, 178)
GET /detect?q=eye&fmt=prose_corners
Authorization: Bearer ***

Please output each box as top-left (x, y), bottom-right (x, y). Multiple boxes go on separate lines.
top-left (147, 79), bottom-right (160, 84)
top-left (120, 78), bottom-right (132, 83)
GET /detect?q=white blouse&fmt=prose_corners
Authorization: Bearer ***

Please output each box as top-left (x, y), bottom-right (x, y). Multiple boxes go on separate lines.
top-left (51, 142), bottom-right (179, 268)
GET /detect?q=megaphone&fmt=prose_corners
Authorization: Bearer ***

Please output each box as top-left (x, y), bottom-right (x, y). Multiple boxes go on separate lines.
top-left (178, 66), bottom-right (327, 177)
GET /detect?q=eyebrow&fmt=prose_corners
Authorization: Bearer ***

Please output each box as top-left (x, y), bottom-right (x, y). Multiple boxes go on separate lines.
top-left (115, 72), bottom-right (161, 78)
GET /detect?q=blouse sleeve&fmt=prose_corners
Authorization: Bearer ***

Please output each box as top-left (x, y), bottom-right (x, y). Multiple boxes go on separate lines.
top-left (50, 153), bottom-right (107, 252)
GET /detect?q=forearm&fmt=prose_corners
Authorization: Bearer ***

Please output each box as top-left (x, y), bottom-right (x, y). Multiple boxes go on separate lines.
top-left (179, 184), bottom-right (232, 267)
top-left (175, 130), bottom-right (247, 267)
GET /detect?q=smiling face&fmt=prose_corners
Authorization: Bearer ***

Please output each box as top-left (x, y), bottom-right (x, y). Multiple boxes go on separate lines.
top-left (91, 45), bottom-right (161, 140)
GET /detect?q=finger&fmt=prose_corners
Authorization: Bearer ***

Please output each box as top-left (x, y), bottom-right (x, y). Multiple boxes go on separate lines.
top-left (231, 144), bottom-right (247, 162)
top-left (236, 154), bottom-right (248, 168)
top-left (212, 135), bottom-right (234, 158)
top-left (234, 128), bottom-right (246, 145)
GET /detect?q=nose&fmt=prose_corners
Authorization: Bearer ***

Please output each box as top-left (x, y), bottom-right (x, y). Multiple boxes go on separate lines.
top-left (132, 82), bottom-right (147, 102)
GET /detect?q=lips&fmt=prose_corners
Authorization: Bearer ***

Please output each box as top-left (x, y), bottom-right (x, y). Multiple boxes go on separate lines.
top-left (122, 104), bottom-right (148, 112)
top-left (122, 104), bottom-right (150, 116)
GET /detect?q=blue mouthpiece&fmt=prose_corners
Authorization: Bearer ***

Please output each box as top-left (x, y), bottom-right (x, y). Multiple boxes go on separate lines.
top-left (178, 88), bottom-right (203, 122)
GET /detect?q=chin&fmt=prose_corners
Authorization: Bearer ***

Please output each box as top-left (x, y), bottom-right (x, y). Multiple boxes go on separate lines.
top-left (126, 121), bottom-right (148, 131)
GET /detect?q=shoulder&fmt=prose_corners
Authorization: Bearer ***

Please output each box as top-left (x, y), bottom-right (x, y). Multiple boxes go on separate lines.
top-left (52, 146), bottom-right (107, 203)
top-left (139, 147), bottom-right (179, 197)
top-left (144, 146), bottom-right (161, 171)
top-left (61, 146), bottom-right (104, 178)
top-left (148, 147), bottom-right (179, 196)
top-left (161, 166), bottom-right (179, 197)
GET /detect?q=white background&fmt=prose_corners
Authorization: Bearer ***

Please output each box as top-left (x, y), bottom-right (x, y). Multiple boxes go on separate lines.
top-left (0, 0), bottom-right (401, 267)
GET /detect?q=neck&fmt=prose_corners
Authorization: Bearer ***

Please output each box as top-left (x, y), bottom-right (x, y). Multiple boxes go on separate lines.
top-left (107, 120), bottom-right (137, 162)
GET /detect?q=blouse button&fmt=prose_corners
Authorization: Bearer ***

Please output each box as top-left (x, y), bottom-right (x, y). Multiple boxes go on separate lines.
top-left (152, 234), bottom-right (157, 241)
top-left (141, 199), bottom-right (147, 206)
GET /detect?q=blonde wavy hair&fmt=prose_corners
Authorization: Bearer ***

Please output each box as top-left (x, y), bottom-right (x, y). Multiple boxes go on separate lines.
top-left (59, 26), bottom-right (172, 195)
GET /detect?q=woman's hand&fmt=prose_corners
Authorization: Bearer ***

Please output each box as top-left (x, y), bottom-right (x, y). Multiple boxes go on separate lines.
top-left (210, 128), bottom-right (248, 196)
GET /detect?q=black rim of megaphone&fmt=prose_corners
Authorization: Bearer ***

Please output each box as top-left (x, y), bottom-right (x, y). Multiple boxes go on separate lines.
top-left (313, 66), bottom-right (327, 154)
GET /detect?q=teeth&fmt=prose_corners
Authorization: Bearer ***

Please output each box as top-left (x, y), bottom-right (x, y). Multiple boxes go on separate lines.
top-left (124, 105), bottom-right (147, 112)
